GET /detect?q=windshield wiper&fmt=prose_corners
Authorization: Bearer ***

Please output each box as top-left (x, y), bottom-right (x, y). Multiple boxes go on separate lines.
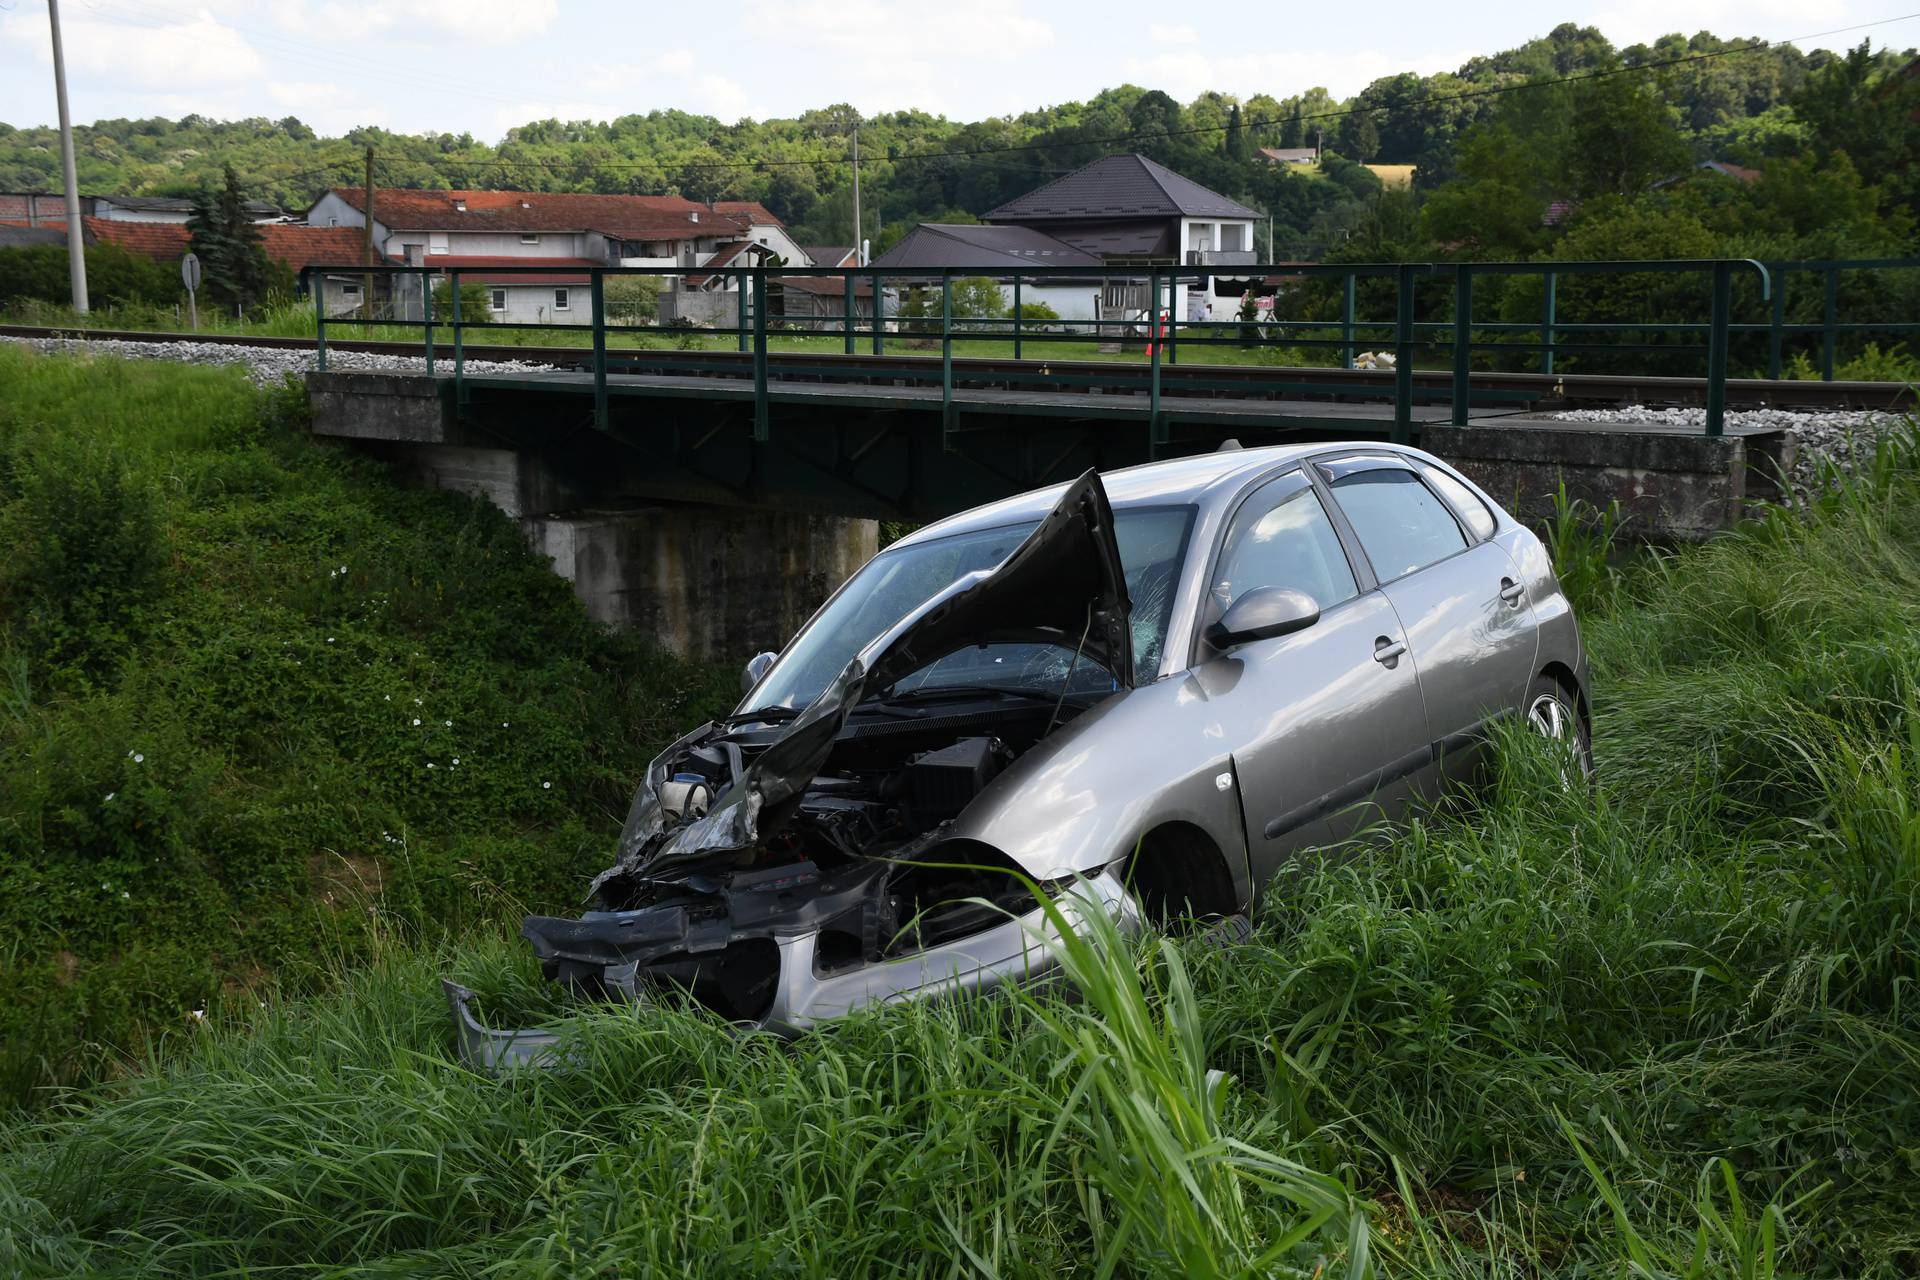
top-left (721, 705), bottom-right (803, 727)
top-left (864, 684), bottom-right (1067, 708)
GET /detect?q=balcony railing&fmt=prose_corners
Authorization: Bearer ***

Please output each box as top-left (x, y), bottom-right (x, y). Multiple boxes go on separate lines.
top-left (1186, 249), bottom-right (1257, 266)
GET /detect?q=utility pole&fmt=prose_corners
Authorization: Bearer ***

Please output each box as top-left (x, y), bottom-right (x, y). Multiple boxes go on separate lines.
top-left (850, 122), bottom-right (863, 265)
top-left (46, 0), bottom-right (88, 314)
top-left (362, 144), bottom-right (376, 321)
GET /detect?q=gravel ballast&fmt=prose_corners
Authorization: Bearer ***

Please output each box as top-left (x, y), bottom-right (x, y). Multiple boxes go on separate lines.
top-left (1554, 405), bottom-right (1907, 500)
top-left (1, 334), bottom-right (553, 386)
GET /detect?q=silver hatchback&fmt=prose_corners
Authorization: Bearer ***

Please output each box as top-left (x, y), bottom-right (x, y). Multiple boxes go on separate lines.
top-left (449, 442), bottom-right (1591, 1065)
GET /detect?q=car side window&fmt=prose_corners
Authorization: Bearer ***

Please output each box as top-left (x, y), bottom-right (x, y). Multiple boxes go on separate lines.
top-left (1416, 462), bottom-right (1498, 542)
top-left (1211, 479), bottom-right (1358, 615)
top-left (1327, 468), bottom-right (1468, 582)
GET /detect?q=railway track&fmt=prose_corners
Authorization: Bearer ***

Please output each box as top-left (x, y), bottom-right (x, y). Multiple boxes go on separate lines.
top-left (3, 323), bottom-right (1909, 412)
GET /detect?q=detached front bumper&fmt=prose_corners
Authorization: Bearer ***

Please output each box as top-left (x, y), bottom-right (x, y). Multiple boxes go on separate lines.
top-left (444, 870), bottom-right (1138, 1070)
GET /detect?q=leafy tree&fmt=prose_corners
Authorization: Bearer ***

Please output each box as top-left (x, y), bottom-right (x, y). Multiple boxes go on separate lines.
top-left (1790, 40), bottom-right (1920, 218)
top-left (1339, 113), bottom-right (1381, 163)
top-left (1564, 73), bottom-right (1692, 200)
top-left (186, 164), bottom-right (272, 312)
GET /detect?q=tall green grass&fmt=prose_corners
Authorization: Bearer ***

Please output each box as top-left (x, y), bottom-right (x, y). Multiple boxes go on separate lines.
top-left (0, 346), bottom-right (736, 1107)
top-left (1, 348), bottom-right (1917, 1274)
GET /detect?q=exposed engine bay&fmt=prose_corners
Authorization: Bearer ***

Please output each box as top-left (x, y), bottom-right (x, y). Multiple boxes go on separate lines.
top-left (501, 467), bottom-right (1136, 1032)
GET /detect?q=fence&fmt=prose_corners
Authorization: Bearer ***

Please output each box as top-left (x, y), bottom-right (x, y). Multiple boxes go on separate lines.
top-left (311, 257), bottom-right (1915, 440)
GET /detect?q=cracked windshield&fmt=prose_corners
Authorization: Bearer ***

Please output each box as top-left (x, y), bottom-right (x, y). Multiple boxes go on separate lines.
top-left (744, 507), bottom-right (1194, 711)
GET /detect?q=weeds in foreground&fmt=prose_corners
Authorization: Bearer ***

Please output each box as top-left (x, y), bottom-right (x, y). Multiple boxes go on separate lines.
top-left (2, 350), bottom-right (1919, 1275)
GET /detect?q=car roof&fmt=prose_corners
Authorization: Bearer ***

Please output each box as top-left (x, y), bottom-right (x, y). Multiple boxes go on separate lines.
top-left (891, 442), bottom-right (1398, 549)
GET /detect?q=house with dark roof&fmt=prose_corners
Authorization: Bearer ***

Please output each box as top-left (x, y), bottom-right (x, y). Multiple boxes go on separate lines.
top-left (873, 154), bottom-right (1262, 324)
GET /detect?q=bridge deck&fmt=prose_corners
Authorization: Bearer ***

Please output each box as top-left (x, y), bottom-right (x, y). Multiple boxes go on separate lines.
top-left (463, 368), bottom-right (1463, 430)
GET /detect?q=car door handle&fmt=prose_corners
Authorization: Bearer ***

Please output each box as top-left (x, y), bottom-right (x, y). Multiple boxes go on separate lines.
top-left (1373, 636), bottom-right (1407, 664)
top-left (1499, 577), bottom-right (1526, 606)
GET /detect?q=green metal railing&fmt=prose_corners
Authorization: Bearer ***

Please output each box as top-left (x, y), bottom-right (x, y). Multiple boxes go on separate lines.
top-left (309, 256), bottom-right (1920, 443)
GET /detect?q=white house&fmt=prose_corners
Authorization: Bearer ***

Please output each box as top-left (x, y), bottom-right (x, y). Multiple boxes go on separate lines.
top-left (872, 155), bottom-right (1263, 325)
top-left (303, 188), bottom-right (813, 324)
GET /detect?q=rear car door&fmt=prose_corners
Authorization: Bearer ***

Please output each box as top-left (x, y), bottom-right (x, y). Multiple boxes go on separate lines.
top-left (1319, 455), bottom-right (1540, 784)
top-left (1189, 468), bottom-right (1431, 892)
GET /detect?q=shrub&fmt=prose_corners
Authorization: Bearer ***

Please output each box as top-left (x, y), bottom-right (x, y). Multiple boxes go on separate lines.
top-left (0, 432), bottom-right (168, 680)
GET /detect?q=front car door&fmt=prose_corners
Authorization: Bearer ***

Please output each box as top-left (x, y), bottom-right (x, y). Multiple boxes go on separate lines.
top-left (1318, 454), bottom-right (1541, 785)
top-left (1187, 468), bottom-right (1432, 894)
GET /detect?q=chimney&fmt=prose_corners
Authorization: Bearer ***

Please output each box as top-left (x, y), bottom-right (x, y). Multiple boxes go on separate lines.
top-left (453, 197), bottom-right (467, 212)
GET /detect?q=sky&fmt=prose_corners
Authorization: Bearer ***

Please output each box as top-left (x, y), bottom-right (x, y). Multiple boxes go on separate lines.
top-left (0, 0), bottom-right (1913, 141)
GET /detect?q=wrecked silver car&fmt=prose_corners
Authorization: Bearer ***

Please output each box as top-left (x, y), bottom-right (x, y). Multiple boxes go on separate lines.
top-left (449, 443), bottom-right (1590, 1065)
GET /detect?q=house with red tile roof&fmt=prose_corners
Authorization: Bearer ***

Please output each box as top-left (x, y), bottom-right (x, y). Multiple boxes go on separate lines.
top-left (1, 217), bottom-right (374, 313)
top-left (302, 187), bottom-right (813, 324)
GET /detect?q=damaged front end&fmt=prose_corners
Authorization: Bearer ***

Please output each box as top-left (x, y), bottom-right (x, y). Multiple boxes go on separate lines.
top-left (448, 470), bottom-right (1137, 1067)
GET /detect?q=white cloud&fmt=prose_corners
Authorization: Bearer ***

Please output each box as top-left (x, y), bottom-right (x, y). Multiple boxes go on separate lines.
top-left (1122, 46), bottom-right (1476, 101)
top-left (271, 0), bottom-right (561, 47)
top-left (747, 0), bottom-right (1055, 58)
top-left (1148, 23), bottom-right (1200, 43)
top-left (1, 9), bottom-right (268, 90)
top-left (1587, 0), bottom-right (1878, 50)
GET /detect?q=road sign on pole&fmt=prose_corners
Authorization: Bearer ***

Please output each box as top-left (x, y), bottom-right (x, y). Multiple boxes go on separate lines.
top-left (181, 252), bottom-right (201, 330)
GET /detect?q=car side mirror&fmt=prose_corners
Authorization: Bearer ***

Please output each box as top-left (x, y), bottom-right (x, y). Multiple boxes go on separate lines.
top-left (1206, 587), bottom-right (1320, 650)
top-left (741, 651), bottom-right (778, 694)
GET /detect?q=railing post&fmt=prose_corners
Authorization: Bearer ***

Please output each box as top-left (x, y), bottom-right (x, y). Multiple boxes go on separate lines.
top-left (1012, 274), bottom-right (1022, 360)
top-left (422, 269), bottom-right (435, 377)
top-left (1540, 271), bottom-right (1557, 377)
top-left (871, 268), bottom-right (883, 356)
top-left (450, 271), bottom-right (463, 404)
top-left (1705, 261), bottom-right (1731, 438)
top-left (1451, 264), bottom-right (1472, 426)
top-left (314, 275), bottom-right (328, 372)
top-left (1341, 272), bottom-right (1356, 369)
top-left (737, 269), bottom-right (750, 355)
top-left (842, 267), bottom-right (855, 356)
top-left (940, 271), bottom-right (954, 446)
top-left (1392, 264), bottom-right (1415, 445)
top-left (752, 270), bottom-right (769, 442)
top-left (1148, 269), bottom-right (1163, 454)
top-left (1167, 277), bottom-right (1179, 365)
top-left (1766, 264), bottom-right (1786, 380)
top-left (591, 270), bottom-right (608, 431)
top-left (1821, 266), bottom-right (1838, 382)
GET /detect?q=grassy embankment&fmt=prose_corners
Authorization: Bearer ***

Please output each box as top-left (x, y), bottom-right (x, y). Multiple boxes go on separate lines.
top-left (0, 345), bottom-right (736, 1107)
top-left (0, 347), bottom-right (1917, 1276)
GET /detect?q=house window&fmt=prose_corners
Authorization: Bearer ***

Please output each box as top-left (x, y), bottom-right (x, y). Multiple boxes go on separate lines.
top-left (520, 233), bottom-right (540, 245)
top-left (553, 288), bottom-right (570, 311)
top-left (429, 232), bottom-right (449, 255)
top-left (490, 288), bottom-right (507, 312)
top-left (326, 216), bottom-right (339, 227)
top-left (339, 281), bottom-right (360, 298)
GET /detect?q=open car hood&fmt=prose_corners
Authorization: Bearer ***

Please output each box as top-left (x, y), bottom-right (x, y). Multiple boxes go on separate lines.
top-left (588, 467), bottom-right (1134, 895)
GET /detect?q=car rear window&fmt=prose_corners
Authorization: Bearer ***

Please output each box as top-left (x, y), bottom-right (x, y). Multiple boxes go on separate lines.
top-left (1328, 469), bottom-right (1467, 581)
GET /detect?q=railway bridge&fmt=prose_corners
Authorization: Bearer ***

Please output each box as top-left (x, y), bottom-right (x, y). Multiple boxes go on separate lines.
top-left (300, 258), bottom-right (1913, 660)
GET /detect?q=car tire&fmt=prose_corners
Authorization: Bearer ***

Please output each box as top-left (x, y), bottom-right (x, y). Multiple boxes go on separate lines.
top-left (1524, 674), bottom-right (1594, 787)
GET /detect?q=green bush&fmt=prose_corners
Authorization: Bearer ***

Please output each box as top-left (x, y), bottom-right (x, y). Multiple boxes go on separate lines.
top-left (0, 241), bottom-right (183, 310)
top-left (0, 431), bottom-right (168, 679)
top-left (0, 348), bottom-right (735, 1106)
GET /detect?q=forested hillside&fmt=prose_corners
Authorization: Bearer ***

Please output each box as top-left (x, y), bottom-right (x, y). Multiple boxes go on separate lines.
top-left (1, 25), bottom-right (1913, 262)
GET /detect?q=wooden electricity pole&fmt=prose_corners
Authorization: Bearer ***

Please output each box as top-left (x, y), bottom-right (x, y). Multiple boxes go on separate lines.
top-left (362, 145), bottom-right (376, 321)
top-left (850, 123), bottom-right (862, 265)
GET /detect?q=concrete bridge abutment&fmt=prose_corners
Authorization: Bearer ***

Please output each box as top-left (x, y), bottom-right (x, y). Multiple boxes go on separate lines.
top-left (305, 371), bottom-right (876, 665)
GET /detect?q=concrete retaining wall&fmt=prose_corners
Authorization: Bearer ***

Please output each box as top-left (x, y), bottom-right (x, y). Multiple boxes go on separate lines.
top-left (305, 370), bottom-right (878, 662)
top-left (1423, 422), bottom-right (1795, 541)
top-left (527, 508), bottom-right (877, 661)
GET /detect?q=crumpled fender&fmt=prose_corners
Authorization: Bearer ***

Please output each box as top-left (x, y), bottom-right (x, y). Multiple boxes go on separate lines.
top-left (940, 671), bottom-right (1253, 910)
